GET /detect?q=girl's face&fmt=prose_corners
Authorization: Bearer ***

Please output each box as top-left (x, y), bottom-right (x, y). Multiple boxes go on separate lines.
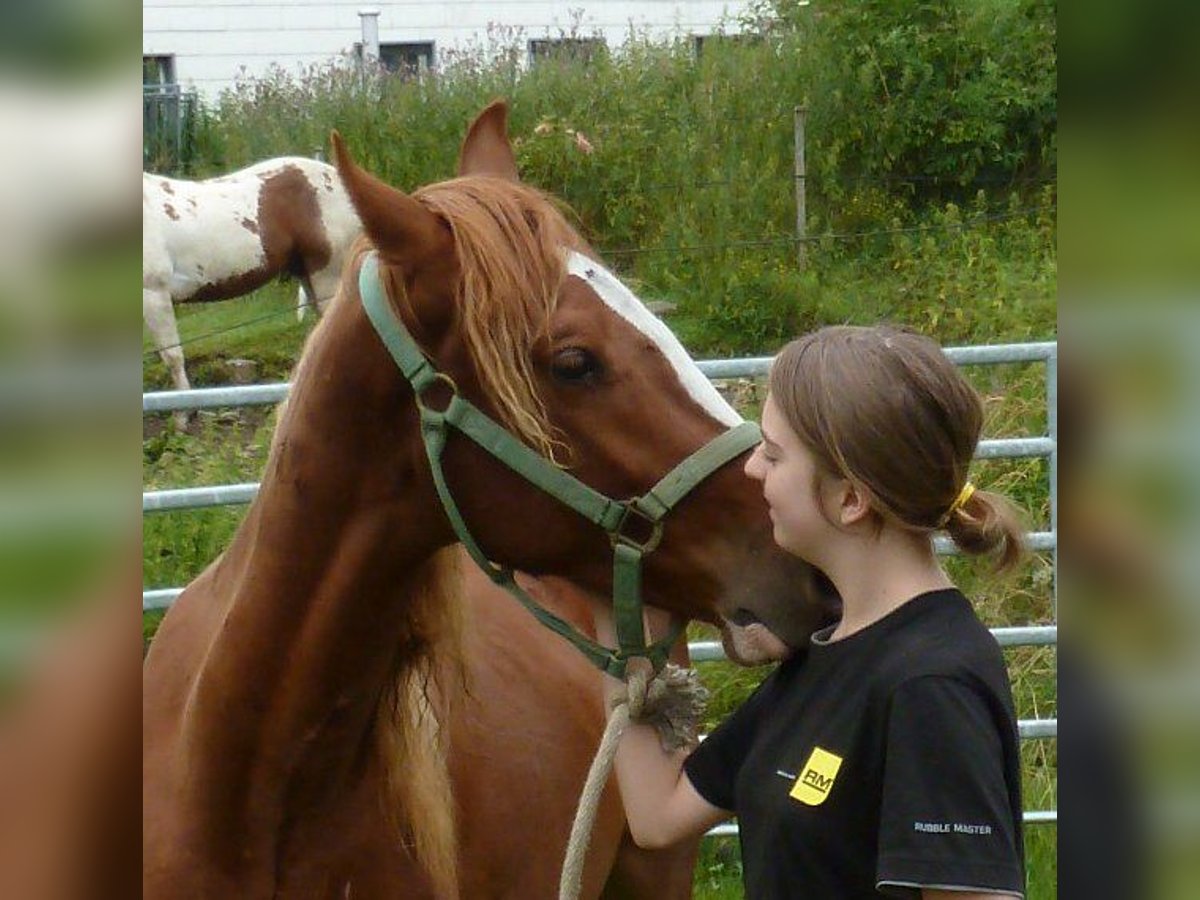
top-left (744, 394), bottom-right (839, 564)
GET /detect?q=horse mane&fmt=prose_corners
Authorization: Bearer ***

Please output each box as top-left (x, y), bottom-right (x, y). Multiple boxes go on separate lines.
top-left (375, 545), bottom-right (467, 900)
top-left (340, 175), bottom-right (579, 461)
top-left (322, 176), bottom-right (587, 893)
top-left (414, 176), bottom-right (586, 461)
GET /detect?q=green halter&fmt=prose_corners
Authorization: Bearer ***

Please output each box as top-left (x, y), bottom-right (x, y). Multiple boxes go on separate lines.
top-left (359, 252), bottom-right (761, 678)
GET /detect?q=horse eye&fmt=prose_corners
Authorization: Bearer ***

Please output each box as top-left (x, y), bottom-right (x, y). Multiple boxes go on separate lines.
top-left (551, 347), bottom-right (601, 383)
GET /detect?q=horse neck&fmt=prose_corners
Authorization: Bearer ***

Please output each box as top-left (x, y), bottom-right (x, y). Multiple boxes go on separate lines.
top-left (172, 303), bottom-right (460, 866)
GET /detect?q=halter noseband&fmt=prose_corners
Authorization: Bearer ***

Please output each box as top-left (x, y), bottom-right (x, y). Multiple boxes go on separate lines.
top-left (359, 252), bottom-right (761, 678)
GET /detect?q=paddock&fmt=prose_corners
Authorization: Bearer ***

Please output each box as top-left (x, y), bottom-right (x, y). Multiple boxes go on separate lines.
top-left (143, 341), bottom-right (1059, 860)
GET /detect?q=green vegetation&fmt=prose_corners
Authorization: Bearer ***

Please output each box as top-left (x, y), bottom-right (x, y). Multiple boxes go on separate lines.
top-left (163, 0), bottom-right (1055, 359)
top-left (145, 1), bottom-right (1056, 895)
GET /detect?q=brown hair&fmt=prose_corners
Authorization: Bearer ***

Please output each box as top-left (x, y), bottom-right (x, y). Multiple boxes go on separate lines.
top-left (769, 324), bottom-right (1027, 572)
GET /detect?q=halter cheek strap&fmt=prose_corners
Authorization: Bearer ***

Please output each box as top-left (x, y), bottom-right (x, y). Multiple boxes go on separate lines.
top-left (359, 251), bottom-right (761, 678)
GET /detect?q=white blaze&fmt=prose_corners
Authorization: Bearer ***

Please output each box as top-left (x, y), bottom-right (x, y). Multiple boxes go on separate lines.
top-left (565, 252), bottom-right (741, 427)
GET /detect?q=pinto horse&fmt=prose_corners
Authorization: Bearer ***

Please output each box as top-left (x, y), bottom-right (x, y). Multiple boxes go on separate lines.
top-left (143, 157), bottom-right (362, 395)
top-left (142, 101), bottom-right (835, 899)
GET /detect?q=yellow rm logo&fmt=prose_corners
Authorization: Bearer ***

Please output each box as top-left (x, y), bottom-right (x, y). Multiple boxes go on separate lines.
top-left (790, 746), bottom-right (844, 806)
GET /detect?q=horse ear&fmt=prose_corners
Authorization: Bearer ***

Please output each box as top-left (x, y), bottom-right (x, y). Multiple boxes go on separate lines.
top-left (330, 130), bottom-right (450, 270)
top-left (457, 99), bottom-right (519, 181)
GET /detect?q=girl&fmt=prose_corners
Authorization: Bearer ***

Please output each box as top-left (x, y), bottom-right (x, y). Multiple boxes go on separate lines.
top-left (599, 324), bottom-right (1028, 899)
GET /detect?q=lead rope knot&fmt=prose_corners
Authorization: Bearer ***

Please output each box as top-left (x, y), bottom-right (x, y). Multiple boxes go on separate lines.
top-left (623, 665), bottom-right (651, 719)
top-left (558, 663), bottom-right (708, 900)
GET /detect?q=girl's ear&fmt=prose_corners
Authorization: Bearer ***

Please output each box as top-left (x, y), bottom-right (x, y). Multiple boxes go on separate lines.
top-left (835, 478), bottom-right (874, 527)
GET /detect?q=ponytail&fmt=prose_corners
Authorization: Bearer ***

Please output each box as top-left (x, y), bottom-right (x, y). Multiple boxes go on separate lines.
top-left (769, 325), bottom-right (1033, 576)
top-left (944, 488), bottom-right (1028, 574)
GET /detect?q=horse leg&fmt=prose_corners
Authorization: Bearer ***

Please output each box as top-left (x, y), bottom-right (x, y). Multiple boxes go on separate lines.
top-left (305, 266), bottom-right (343, 317)
top-left (295, 277), bottom-right (317, 323)
top-left (142, 287), bottom-right (190, 429)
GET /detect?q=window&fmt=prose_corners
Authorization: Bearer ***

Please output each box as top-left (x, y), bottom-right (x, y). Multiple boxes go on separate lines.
top-left (380, 41), bottom-right (434, 77)
top-left (143, 55), bottom-right (175, 87)
top-left (355, 41), bottom-right (434, 78)
top-left (528, 38), bottom-right (606, 67)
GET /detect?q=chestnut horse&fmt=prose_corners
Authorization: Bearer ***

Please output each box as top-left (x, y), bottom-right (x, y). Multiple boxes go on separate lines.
top-left (438, 556), bottom-right (701, 898)
top-left (143, 157), bottom-right (362, 395)
top-left (142, 101), bottom-right (834, 899)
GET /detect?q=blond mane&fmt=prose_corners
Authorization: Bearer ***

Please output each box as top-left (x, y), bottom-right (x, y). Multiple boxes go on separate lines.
top-left (332, 176), bottom-right (585, 460)
top-left (413, 176), bottom-right (585, 460)
top-left (323, 177), bottom-right (588, 893)
top-left (376, 546), bottom-right (467, 900)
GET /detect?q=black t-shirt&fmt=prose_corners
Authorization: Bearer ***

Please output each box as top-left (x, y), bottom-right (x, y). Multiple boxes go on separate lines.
top-left (684, 589), bottom-right (1025, 899)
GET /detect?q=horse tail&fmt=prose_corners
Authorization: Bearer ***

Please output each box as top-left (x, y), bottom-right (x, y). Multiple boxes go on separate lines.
top-left (376, 547), bottom-right (467, 900)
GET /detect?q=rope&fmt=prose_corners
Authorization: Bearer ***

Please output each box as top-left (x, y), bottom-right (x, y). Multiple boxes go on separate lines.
top-left (558, 663), bottom-right (707, 900)
top-left (558, 666), bottom-right (649, 900)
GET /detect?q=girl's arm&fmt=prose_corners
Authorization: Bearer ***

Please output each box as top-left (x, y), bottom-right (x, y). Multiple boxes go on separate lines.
top-left (594, 610), bottom-right (732, 849)
top-left (604, 680), bottom-right (730, 847)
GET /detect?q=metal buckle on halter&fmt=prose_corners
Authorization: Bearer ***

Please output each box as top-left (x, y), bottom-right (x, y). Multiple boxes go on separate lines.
top-left (413, 372), bottom-right (459, 417)
top-left (610, 501), bottom-right (664, 553)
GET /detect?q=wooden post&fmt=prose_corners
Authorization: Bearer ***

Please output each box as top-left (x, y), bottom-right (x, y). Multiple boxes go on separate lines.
top-left (793, 105), bottom-right (807, 270)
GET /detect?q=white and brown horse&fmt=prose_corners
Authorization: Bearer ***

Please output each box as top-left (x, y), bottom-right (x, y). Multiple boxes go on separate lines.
top-left (142, 101), bottom-right (834, 899)
top-left (143, 156), bottom-right (362, 396)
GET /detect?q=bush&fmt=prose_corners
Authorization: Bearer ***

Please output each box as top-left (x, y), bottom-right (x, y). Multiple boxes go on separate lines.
top-left (753, 0), bottom-right (1057, 217)
top-left (160, 5), bottom-right (1055, 357)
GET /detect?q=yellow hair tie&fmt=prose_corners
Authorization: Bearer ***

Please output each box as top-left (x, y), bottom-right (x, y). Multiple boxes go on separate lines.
top-left (939, 481), bottom-right (976, 527)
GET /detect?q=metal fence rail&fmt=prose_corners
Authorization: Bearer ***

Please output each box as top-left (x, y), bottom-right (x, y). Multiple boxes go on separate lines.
top-left (143, 342), bottom-right (1058, 828)
top-left (142, 343), bottom-right (1057, 414)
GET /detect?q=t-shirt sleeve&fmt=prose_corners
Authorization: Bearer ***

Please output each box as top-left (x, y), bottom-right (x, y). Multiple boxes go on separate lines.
top-left (682, 678), bottom-right (768, 812)
top-left (876, 675), bottom-right (1025, 898)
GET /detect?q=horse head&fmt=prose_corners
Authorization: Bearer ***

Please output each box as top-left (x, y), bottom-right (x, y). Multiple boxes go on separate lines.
top-left (329, 101), bottom-right (837, 664)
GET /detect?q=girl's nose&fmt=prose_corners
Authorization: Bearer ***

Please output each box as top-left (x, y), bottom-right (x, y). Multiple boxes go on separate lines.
top-left (744, 446), bottom-right (764, 480)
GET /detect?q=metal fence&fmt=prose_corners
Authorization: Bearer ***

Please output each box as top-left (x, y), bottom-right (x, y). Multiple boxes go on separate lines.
top-left (143, 84), bottom-right (199, 175)
top-left (143, 341), bottom-right (1058, 827)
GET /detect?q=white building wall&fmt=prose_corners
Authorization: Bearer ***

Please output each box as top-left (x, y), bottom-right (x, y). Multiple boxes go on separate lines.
top-left (143, 0), bottom-right (751, 98)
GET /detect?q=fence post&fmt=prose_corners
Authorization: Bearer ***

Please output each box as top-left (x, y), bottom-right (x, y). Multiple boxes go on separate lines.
top-left (1047, 347), bottom-right (1057, 621)
top-left (793, 105), bottom-right (807, 271)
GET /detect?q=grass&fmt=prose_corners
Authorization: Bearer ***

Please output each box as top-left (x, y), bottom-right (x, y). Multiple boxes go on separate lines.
top-left (142, 286), bottom-right (311, 390)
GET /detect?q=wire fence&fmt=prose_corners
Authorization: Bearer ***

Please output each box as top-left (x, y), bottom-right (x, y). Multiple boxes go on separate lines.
top-left (141, 306), bottom-right (305, 360)
top-left (600, 205), bottom-right (1049, 257)
top-left (601, 174), bottom-right (1057, 195)
top-left (144, 201), bottom-right (1053, 359)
